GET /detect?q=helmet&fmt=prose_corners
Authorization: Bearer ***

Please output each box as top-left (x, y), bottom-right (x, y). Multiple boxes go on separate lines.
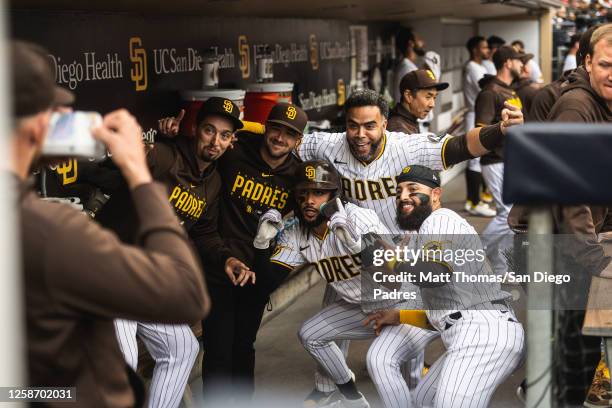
top-left (294, 160), bottom-right (340, 193)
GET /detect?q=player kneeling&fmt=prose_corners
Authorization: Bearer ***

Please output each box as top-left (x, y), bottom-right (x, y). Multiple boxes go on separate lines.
top-left (366, 165), bottom-right (525, 408)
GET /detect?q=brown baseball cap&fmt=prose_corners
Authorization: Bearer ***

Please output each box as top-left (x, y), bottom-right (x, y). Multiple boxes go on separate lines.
top-left (196, 96), bottom-right (243, 130)
top-left (399, 69), bottom-right (449, 97)
top-left (11, 40), bottom-right (74, 118)
top-left (266, 103), bottom-right (308, 134)
top-left (493, 45), bottom-right (533, 67)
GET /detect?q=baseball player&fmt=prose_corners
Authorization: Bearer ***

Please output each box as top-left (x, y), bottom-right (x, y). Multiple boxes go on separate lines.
top-left (296, 89), bottom-right (523, 399)
top-left (96, 97), bottom-right (243, 408)
top-left (253, 159), bottom-right (439, 408)
top-left (366, 165), bottom-right (525, 408)
top-left (463, 36), bottom-right (495, 218)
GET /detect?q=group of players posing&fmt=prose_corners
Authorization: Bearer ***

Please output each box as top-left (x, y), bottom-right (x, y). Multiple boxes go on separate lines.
top-left (100, 84), bottom-right (525, 407)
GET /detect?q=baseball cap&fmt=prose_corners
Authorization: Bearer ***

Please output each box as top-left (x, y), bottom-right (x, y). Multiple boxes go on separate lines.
top-left (11, 40), bottom-right (74, 118)
top-left (493, 46), bottom-right (532, 67)
top-left (395, 165), bottom-right (440, 188)
top-left (266, 103), bottom-right (308, 134)
top-left (196, 96), bottom-right (243, 131)
top-left (399, 69), bottom-right (449, 96)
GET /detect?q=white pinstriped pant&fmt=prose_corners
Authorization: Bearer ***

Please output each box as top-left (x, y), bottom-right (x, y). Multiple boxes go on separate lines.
top-left (114, 319), bottom-right (199, 408)
top-left (414, 310), bottom-right (525, 408)
top-left (298, 299), bottom-right (439, 408)
top-left (314, 286), bottom-right (431, 395)
top-left (481, 163), bottom-right (514, 274)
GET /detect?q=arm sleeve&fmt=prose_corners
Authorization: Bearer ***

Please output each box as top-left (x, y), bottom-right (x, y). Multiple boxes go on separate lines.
top-left (296, 132), bottom-right (343, 161)
top-left (474, 90), bottom-right (497, 127)
top-left (395, 132), bottom-right (450, 170)
top-left (189, 193), bottom-right (232, 271)
top-left (269, 228), bottom-right (308, 270)
top-left (557, 205), bottom-right (612, 277)
top-left (146, 142), bottom-right (176, 179)
top-left (46, 182), bottom-right (209, 324)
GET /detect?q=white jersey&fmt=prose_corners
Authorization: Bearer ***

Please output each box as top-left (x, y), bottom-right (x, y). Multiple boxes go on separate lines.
top-left (406, 208), bottom-right (511, 331)
top-left (393, 57), bottom-right (419, 102)
top-left (270, 203), bottom-right (398, 312)
top-left (463, 60), bottom-right (488, 112)
top-left (298, 131), bottom-right (449, 234)
top-left (482, 59), bottom-right (496, 75)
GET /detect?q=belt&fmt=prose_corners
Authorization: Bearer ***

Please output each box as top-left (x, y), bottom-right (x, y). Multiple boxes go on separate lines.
top-left (444, 299), bottom-right (516, 330)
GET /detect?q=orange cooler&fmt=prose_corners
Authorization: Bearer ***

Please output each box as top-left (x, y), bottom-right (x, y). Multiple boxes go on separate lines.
top-left (180, 89), bottom-right (245, 137)
top-left (243, 82), bottom-right (294, 124)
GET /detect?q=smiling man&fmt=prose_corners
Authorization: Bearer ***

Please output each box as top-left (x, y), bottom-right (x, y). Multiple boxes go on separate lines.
top-left (297, 88), bottom-right (523, 402)
top-left (388, 69), bottom-right (449, 134)
top-left (96, 96), bottom-right (242, 408)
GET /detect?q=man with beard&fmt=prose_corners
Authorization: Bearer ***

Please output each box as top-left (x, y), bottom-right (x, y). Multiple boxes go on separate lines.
top-left (388, 69), bottom-right (449, 134)
top-left (296, 88), bottom-right (523, 403)
top-left (393, 27), bottom-right (426, 103)
top-left (474, 45), bottom-right (526, 276)
top-left (96, 96), bottom-right (242, 408)
top-left (365, 165), bottom-right (525, 408)
top-left (254, 160), bottom-right (438, 408)
top-left (159, 103), bottom-right (307, 401)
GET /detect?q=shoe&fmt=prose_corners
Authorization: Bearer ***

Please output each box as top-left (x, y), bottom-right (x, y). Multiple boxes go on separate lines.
top-left (467, 201), bottom-right (496, 217)
top-left (481, 191), bottom-right (493, 204)
top-left (464, 200), bottom-right (473, 213)
top-left (340, 392), bottom-right (370, 408)
top-left (584, 360), bottom-right (612, 407)
top-left (303, 389), bottom-right (343, 408)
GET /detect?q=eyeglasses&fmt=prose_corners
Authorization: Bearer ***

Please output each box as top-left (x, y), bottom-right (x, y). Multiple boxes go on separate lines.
top-left (200, 123), bottom-right (234, 140)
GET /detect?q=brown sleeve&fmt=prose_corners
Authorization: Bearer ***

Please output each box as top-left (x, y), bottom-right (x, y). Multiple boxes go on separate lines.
top-left (555, 205), bottom-right (612, 277)
top-left (189, 192), bottom-right (232, 274)
top-left (146, 142), bottom-right (176, 179)
top-left (474, 90), bottom-right (497, 127)
top-left (46, 182), bottom-right (209, 323)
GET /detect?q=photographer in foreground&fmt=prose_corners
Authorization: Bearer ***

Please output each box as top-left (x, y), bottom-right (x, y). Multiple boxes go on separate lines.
top-left (8, 40), bottom-right (209, 408)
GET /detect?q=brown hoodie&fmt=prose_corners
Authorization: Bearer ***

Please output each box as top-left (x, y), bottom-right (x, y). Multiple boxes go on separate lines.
top-left (528, 69), bottom-right (574, 122)
top-left (475, 74), bottom-right (523, 165)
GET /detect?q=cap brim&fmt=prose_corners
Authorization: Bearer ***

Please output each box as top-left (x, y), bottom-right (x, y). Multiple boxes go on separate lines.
top-left (418, 82), bottom-right (449, 91)
top-left (266, 119), bottom-right (304, 135)
top-left (54, 87), bottom-right (75, 106)
top-left (520, 53), bottom-right (534, 63)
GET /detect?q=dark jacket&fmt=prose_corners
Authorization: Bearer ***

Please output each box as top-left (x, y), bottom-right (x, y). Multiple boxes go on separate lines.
top-left (387, 103), bottom-right (420, 134)
top-left (528, 69), bottom-right (573, 122)
top-left (513, 67), bottom-right (612, 283)
top-left (20, 179), bottom-right (208, 408)
top-left (96, 137), bottom-right (228, 271)
top-left (475, 74), bottom-right (523, 165)
top-left (547, 66), bottom-right (612, 122)
top-left (210, 132), bottom-right (300, 285)
top-left (514, 78), bottom-right (539, 121)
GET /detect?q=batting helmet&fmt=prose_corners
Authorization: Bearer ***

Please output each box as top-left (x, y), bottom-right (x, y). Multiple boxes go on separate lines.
top-left (294, 160), bottom-right (341, 193)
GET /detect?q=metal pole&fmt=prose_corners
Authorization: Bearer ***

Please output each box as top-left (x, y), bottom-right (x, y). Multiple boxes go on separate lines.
top-left (526, 208), bottom-right (554, 408)
top-left (0, 3), bottom-right (27, 406)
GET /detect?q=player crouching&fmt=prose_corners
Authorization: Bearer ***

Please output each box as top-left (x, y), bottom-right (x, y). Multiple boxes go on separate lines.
top-left (366, 165), bottom-right (525, 408)
top-left (253, 160), bottom-right (438, 408)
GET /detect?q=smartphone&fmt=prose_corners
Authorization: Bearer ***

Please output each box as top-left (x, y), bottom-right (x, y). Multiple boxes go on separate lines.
top-left (42, 111), bottom-right (106, 159)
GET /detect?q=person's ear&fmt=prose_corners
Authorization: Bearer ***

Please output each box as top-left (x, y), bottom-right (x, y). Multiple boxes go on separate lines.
top-left (585, 53), bottom-right (593, 74)
top-left (33, 110), bottom-right (52, 145)
top-left (431, 187), bottom-right (442, 205)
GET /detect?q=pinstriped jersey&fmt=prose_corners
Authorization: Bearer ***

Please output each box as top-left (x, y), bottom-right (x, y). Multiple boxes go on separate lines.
top-left (270, 203), bottom-right (398, 311)
top-left (297, 131), bottom-right (450, 235)
top-left (407, 208), bottom-right (511, 331)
